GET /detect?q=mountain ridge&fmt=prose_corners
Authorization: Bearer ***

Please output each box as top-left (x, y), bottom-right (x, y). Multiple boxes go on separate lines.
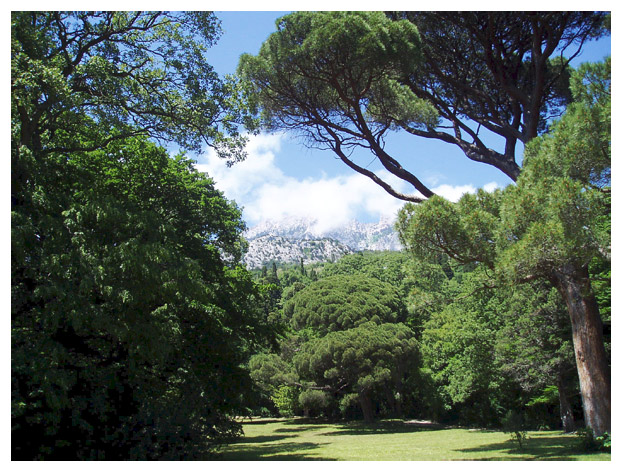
top-left (242, 217), bottom-right (402, 268)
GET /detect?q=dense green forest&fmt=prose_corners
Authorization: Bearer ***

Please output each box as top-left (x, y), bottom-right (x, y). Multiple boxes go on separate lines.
top-left (248, 250), bottom-right (610, 431)
top-left (12, 11), bottom-right (610, 460)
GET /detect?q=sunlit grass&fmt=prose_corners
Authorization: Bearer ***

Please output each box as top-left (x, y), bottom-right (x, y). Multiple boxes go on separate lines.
top-left (217, 418), bottom-right (611, 461)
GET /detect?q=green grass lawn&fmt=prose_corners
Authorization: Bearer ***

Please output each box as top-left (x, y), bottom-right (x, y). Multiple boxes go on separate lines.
top-left (217, 418), bottom-right (611, 461)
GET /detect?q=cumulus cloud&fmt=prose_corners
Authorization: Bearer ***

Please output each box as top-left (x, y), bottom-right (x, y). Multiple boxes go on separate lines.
top-left (430, 181), bottom-right (500, 202)
top-left (194, 133), bottom-right (500, 229)
top-left (196, 133), bottom-right (286, 198)
top-left (482, 181), bottom-right (500, 193)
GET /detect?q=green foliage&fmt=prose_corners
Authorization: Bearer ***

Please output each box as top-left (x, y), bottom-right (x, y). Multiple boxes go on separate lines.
top-left (294, 322), bottom-right (419, 421)
top-left (496, 58), bottom-right (610, 282)
top-left (271, 385), bottom-right (301, 417)
top-left (590, 255), bottom-right (611, 323)
top-left (495, 282), bottom-right (576, 392)
top-left (525, 385), bottom-right (559, 408)
top-left (397, 59), bottom-right (611, 434)
top-left (599, 432), bottom-right (612, 450)
top-left (576, 429), bottom-right (611, 452)
top-left (397, 13), bottom-right (606, 136)
top-left (11, 11), bottom-right (250, 160)
top-left (12, 136), bottom-right (271, 459)
top-left (298, 390), bottom-right (331, 417)
top-left (338, 393), bottom-right (362, 418)
top-left (284, 274), bottom-right (406, 335)
top-left (11, 11), bottom-right (272, 459)
top-left (239, 11), bottom-right (606, 200)
top-left (239, 11), bottom-right (435, 134)
top-left (417, 269), bottom-right (515, 425)
top-left (397, 189), bottom-right (501, 269)
top-left (237, 11), bottom-right (438, 199)
top-left (249, 353), bottom-right (296, 395)
top-left (502, 410), bottom-right (529, 449)
top-left (321, 251), bottom-right (411, 296)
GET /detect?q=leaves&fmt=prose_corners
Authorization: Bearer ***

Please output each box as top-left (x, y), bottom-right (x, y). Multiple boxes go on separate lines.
top-left (294, 322), bottom-right (419, 398)
top-left (11, 11), bottom-right (249, 159)
top-left (11, 11), bottom-right (271, 459)
top-left (238, 11), bottom-right (437, 200)
top-left (395, 59), bottom-right (610, 430)
top-left (284, 274), bottom-right (406, 335)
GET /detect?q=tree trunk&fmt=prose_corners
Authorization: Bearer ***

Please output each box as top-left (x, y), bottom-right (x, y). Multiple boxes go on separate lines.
top-left (552, 264), bottom-right (610, 437)
top-left (359, 393), bottom-right (374, 423)
top-left (383, 385), bottom-right (402, 418)
top-left (394, 392), bottom-right (403, 419)
top-left (556, 374), bottom-right (576, 433)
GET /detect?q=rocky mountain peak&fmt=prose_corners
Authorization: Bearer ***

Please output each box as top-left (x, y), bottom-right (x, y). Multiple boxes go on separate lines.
top-left (242, 216), bottom-right (401, 268)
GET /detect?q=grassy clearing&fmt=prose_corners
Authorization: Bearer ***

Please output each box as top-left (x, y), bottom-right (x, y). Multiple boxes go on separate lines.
top-left (217, 418), bottom-right (611, 461)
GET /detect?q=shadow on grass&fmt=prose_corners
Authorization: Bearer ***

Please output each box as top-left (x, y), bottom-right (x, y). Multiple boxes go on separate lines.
top-left (218, 440), bottom-right (336, 461)
top-left (456, 435), bottom-right (588, 461)
top-left (321, 419), bottom-right (446, 437)
top-left (235, 434), bottom-right (293, 444)
top-left (218, 420), bottom-right (338, 460)
top-left (275, 425), bottom-right (327, 434)
top-left (236, 418), bottom-right (289, 425)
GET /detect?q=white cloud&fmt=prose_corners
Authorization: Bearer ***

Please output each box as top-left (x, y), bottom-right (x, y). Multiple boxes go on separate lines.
top-left (483, 181), bottom-right (500, 193)
top-left (431, 184), bottom-right (477, 202)
top-left (430, 181), bottom-right (501, 202)
top-left (246, 171), bottom-right (408, 233)
top-left (195, 133), bottom-right (285, 198)
top-left (195, 133), bottom-right (500, 229)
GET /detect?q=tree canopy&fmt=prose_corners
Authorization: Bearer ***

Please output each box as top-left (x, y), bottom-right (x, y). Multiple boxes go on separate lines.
top-left (12, 11), bottom-right (250, 162)
top-left (321, 251), bottom-right (411, 292)
top-left (283, 274), bottom-right (407, 335)
top-left (238, 11), bottom-right (607, 201)
top-left (397, 58), bottom-right (611, 436)
top-left (11, 11), bottom-right (272, 459)
top-left (294, 322), bottom-right (419, 422)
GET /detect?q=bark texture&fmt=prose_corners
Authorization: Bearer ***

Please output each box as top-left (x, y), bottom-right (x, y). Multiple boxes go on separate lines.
top-left (359, 393), bottom-right (375, 423)
top-left (553, 264), bottom-right (610, 437)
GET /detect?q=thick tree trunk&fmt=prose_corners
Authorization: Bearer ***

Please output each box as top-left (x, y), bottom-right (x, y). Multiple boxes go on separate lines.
top-left (556, 374), bottom-right (576, 433)
top-left (359, 393), bottom-right (374, 423)
top-left (552, 264), bottom-right (610, 437)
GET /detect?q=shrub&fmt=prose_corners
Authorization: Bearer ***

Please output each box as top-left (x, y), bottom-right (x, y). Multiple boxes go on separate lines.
top-left (577, 428), bottom-right (611, 452)
top-left (270, 385), bottom-right (300, 417)
top-left (502, 410), bottom-right (529, 449)
top-left (299, 389), bottom-right (331, 417)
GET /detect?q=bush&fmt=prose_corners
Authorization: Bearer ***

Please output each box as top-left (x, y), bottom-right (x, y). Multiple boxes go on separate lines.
top-left (577, 428), bottom-right (611, 452)
top-left (502, 410), bottom-right (529, 449)
top-left (270, 385), bottom-right (300, 417)
top-left (299, 389), bottom-right (331, 417)
top-left (339, 393), bottom-right (363, 420)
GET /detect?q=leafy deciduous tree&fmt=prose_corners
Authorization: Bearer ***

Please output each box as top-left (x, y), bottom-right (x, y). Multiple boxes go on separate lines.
top-left (12, 137), bottom-right (271, 459)
top-left (11, 11), bottom-right (270, 459)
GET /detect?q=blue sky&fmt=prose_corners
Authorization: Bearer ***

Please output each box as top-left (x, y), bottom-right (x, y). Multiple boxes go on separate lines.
top-left (193, 10), bottom-right (612, 231)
